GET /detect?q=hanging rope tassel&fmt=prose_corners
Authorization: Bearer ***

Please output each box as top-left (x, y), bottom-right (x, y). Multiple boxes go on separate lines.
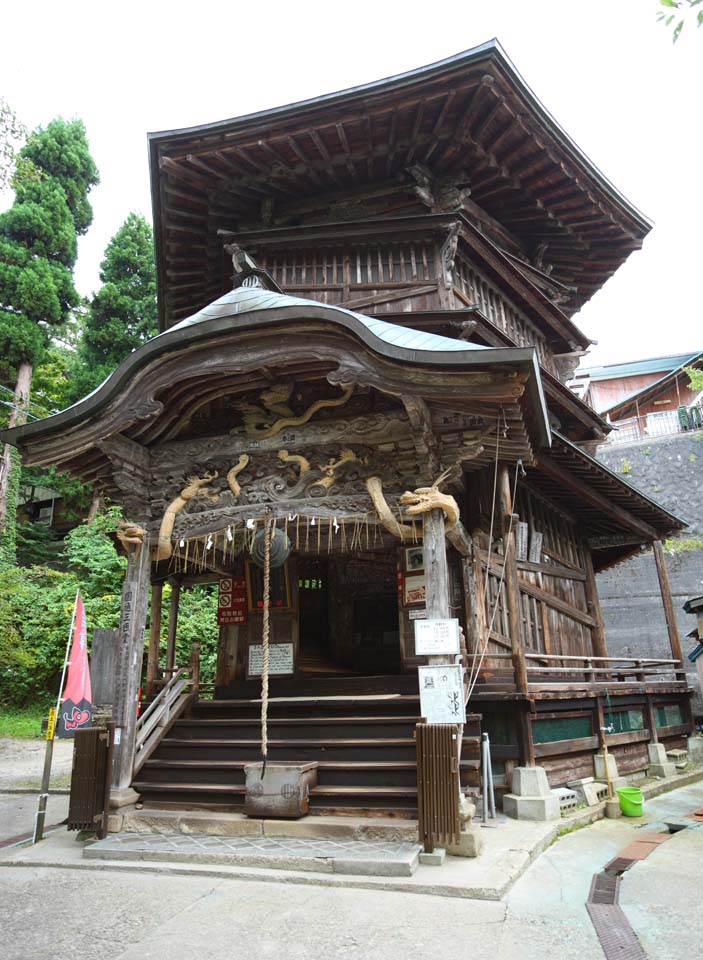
top-left (260, 513), bottom-right (272, 778)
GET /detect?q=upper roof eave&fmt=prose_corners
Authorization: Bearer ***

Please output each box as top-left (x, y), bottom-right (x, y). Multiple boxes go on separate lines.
top-left (146, 39), bottom-right (650, 236)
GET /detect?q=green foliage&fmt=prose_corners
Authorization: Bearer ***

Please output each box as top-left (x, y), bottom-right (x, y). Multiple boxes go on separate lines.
top-left (15, 520), bottom-right (60, 568)
top-left (70, 213), bottom-right (157, 400)
top-left (658, 0), bottom-right (703, 42)
top-left (0, 117), bottom-right (98, 377)
top-left (20, 119), bottom-right (99, 236)
top-left (684, 366), bottom-right (703, 392)
top-left (0, 502), bottom-right (219, 704)
top-left (0, 704), bottom-right (47, 739)
top-left (618, 457), bottom-right (633, 475)
top-left (0, 447), bottom-right (21, 566)
top-left (0, 509), bottom-right (125, 706)
top-left (0, 98), bottom-right (39, 193)
top-left (664, 536), bottom-right (703, 553)
top-left (168, 583), bottom-right (219, 683)
top-left (31, 342), bottom-right (78, 414)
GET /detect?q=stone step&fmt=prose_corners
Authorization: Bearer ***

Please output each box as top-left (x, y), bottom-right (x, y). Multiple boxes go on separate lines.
top-left (84, 831), bottom-right (421, 877)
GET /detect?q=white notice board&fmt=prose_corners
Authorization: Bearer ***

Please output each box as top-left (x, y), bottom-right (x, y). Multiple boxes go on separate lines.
top-left (418, 665), bottom-right (466, 724)
top-left (414, 618), bottom-right (460, 656)
top-left (248, 643), bottom-right (294, 677)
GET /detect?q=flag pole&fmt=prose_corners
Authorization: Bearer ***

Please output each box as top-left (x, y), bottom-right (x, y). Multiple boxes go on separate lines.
top-left (33, 589), bottom-right (79, 844)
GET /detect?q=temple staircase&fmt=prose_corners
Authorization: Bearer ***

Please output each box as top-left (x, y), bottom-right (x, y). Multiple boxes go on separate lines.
top-left (132, 687), bottom-right (481, 816)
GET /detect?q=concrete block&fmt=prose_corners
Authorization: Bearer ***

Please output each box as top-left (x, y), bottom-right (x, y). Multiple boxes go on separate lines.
top-left (647, 743), bottom-right (668, 765)
top-left (552, 788), bottom-right (578, 814)
top-left (510, 766), bottom-right (552, 798)
top-left (109, 786), bottom-right (139, 811)
top-left (502, 793), bottom-right (561, 822)
top-left (594, 753), bottom-right (619, 782)
top-left (106, 813), bottom-right (124, 833)
top-left (582, 781), bottom-right (608, 806)
top-left (419, 848), bottom-right (446, 866)
top-left (446, 825), bottom-right (483, 858)
top-left (567, 779), bottom-right (604, 805)
top-left (605, 798), bottom-right (622, 819)
top-left (567, 776), bottom-right (594, 789)
top-left (648, 762), bottom-right (676, 779)
top-left (688, 736), bottom-right (703, 761)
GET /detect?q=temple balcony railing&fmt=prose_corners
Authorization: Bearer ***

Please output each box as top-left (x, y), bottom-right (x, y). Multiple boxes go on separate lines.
top-left (468, 652), bottom-right (689, 697)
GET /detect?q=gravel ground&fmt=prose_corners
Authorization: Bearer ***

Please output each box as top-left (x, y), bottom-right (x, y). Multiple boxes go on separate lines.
top-left (0, 738), bottom-right (74, 843)
top-left (0, 738), bottom-right (74, 790)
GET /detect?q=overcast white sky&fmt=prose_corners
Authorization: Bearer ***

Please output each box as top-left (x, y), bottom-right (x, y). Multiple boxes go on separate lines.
top-left (1, 0), bottom-right (701, 368)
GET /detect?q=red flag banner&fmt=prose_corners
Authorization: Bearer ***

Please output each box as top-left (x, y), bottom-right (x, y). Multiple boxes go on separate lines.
top-left (57, 593), bottom-right (93, 738)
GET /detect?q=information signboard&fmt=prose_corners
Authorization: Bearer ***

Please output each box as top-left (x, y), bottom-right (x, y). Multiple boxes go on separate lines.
top-left (247, 642), bottom-right (295, 677)
top-left (418, 665), bottom-right (466, 724)
top-left (414, 618), bottom-right (460, 655)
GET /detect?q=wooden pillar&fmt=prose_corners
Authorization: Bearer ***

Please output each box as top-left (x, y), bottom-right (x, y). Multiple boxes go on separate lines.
top-left (166, 580), bottom-right (181, 672)
top-left (146, 582), bottom-right (163, 697)
top-left (652, 540), bottom-right (683, 664)
top-left (111, 540), bottom-right (151, 795)
top-left (422, 508), bottom-right (451, 622)
top-left (216, 624), bottom-right (241, 689)
top-left (584, 549), bottom-right (608, 660)
top-left (499, 465), bottom-right (528, 696)
top-left (517, 708), bottom-right (535, 766)
top-left (646, 694), bottom-right (658, 744)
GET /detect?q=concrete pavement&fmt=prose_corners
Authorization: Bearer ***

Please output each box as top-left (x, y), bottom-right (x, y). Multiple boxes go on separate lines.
top-left (0, 782), bottom-right (701, 959)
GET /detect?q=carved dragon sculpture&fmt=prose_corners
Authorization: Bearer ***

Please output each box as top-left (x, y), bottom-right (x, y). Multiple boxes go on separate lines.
top-left (366, 469), bottom-right (460, 540)
top-left (226, 454), bottom-right (250, 498)
top-left (116, 520), bottom-right (148, 552)
top-left (278, 449), bottom-right (311, 476)
top-left (310, 448), bottom-right (366, 492)
top-left (235, 384), bottom-right (354, 440)
top-left (365, 476), bottom-right (415, 539)
top-left (155, 471), bottom-right (219, 561)
top-left (400, 468), bottom-right (460, 530)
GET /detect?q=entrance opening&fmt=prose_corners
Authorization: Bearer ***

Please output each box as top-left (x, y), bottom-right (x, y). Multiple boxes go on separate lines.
top-left (298, 558), bottom-right (335, 674)
top-left (297, 553), bottom-right (400, 676)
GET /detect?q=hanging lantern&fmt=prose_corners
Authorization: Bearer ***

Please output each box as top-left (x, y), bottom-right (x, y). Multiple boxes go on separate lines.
top-left (250, 527), bottom-right (291, 569)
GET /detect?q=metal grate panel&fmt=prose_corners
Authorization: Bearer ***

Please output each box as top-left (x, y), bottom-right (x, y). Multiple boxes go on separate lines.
top-left (604, 856), bottom-right (636, 874)
top-left (588, 872), bottom-right (620, 904)
top-left (68, 725), bottom-right (113, 836)
top-left (415, 723), bottom-right (461, 853)
top-left (586, 904), bottom-right (647, 960)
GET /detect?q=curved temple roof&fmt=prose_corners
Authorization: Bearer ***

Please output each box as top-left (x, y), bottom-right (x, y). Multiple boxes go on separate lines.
top-left (0, 286), bottom-right (550, 451)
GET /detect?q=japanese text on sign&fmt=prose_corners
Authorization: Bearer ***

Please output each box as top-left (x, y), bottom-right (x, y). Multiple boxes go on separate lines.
top-left (418, 665), bottom-right (466, 724)
top-left (247, 643), bottom-right (294, 677)
top-left (218, 577), bottom-right (248, 625)
top-left (45, 707), bottom-right (56, 741)
top-left (414, 618), bottom-right (460, 656)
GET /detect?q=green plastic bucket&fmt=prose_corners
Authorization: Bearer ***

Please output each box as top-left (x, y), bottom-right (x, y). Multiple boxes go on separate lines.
top-left (617, 786), bottom-right (644, 817)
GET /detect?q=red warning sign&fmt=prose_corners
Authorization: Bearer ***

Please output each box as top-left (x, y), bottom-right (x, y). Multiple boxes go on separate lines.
top-left (217, 577), bottom-right (248, 625)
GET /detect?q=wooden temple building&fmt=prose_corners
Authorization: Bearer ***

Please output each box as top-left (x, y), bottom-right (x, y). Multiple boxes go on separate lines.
top-left (2, 41), bottom-right (694, 817)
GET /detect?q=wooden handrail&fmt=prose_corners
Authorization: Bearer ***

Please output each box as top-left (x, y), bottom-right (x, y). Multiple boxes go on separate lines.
top-left (138, 668), bottom-right (187, 728)
top-left (133, 667), bottom-right (193, 776)
top-left (523, 653), bottom-right (680, 666)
